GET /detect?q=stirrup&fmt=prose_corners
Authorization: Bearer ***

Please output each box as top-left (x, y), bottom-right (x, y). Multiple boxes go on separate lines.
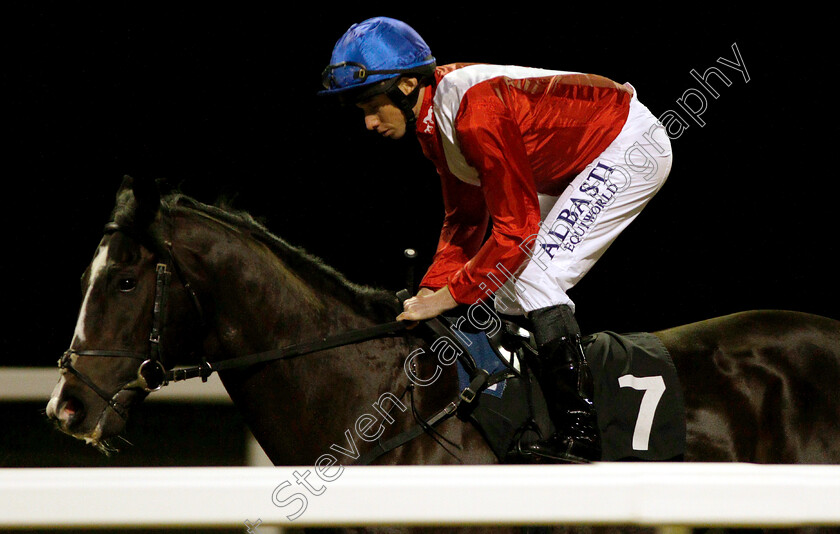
top-left (508, 436), bottom-right (593, 464)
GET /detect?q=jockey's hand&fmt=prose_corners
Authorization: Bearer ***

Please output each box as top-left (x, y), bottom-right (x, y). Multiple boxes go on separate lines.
top-left (397, 286), bottom-right (458, 324)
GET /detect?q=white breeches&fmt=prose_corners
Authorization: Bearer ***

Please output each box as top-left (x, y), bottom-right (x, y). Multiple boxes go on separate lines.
top-left (495, 89), bottom-right (673, 316)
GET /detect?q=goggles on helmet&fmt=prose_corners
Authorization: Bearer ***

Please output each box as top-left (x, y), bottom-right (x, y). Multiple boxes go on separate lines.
top-left (321, 61), bottom-right (407, 91)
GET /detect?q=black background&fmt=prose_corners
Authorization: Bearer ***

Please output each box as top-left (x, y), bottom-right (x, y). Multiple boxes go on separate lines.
top-left (3, 5), bottom-right (835, 369)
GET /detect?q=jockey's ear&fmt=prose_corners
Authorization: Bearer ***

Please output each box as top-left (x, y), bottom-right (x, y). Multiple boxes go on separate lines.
top-left (397, 76), bottom-right (420, 96)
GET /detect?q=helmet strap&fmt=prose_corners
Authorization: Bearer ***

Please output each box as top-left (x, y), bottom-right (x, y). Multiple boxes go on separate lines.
top-left (386, 79), bottom-right (424, 130)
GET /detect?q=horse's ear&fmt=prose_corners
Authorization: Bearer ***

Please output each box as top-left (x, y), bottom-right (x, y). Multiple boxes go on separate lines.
top-left (114, 174), bottom-right (161, 232)
top-left (115, 174), bottom-right (134, 200)
top-left (131, 175), bottom-right (161, 227)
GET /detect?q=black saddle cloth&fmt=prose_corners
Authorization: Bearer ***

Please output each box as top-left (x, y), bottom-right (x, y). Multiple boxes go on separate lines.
top-left (442, 315), bottom-right (686, 463)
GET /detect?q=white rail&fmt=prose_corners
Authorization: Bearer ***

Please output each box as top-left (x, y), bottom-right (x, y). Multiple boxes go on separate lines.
top-left (6, 369), bottom-right (840, 530)
top-left (0, 367), bottom-right (231, 403)
top-left (1, 463), bottom-right (840, 530)
top-left (2, 366), bottom-right (276, 468)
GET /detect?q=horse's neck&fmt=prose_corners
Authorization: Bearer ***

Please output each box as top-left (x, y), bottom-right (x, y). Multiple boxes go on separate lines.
top-left (188, 218), bottom-right (376, 354)
top-left (184, 217), bottom-right (407, 464)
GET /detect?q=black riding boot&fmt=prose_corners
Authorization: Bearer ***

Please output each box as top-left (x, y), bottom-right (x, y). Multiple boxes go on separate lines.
top-left (521, 305), bottom-right (601, 463)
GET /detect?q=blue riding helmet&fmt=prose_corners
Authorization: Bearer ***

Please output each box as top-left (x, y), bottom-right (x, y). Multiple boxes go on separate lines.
top-left (320, 17), bottom-right (436, 102)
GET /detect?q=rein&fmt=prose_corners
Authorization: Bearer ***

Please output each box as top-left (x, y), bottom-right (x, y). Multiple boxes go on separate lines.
top-left (169, 320), bottom-right (408, 383)
top-left (61, 220), bottom-right (497, 463)
top-left (59, 221), bottom-right (410, 419)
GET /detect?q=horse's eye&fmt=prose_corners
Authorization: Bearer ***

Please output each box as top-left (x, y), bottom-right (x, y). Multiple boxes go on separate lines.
top-left (118, 278), bottom-right (137, 292)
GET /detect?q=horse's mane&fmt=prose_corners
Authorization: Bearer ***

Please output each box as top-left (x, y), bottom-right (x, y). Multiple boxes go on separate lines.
top-left (117, 190), bottom-right (401, 320)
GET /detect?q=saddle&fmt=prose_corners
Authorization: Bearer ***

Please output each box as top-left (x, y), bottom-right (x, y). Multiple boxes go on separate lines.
top-left (447, 311), bottom-right (687, 462)
top-left (366, 293), bottom-right (687, 464)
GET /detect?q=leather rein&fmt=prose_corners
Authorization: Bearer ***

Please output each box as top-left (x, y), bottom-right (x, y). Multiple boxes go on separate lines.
top-left (59, 221), bottom-right (504, 464)
top-left (59, 222), bottom-right (409, 420)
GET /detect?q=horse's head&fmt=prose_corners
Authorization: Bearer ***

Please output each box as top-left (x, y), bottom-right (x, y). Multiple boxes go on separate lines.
top-left (46, 175), bottom-right (201, 452)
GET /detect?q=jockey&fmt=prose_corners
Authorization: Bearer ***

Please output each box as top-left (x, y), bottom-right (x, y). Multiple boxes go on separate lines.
top-left (320, 16), bottom-right (673, 463)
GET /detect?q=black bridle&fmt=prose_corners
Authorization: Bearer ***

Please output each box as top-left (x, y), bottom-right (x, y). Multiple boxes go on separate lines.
top-left (58, 222), bottom-right (408, 420)
top-left (59, 219), bottom-right (511, 464)
top-left (58, 222), bottom-right (184, 419)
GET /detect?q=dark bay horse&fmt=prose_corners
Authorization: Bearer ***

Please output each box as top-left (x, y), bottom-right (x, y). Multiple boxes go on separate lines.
top-left (46, 176), bottom-right (840, 529)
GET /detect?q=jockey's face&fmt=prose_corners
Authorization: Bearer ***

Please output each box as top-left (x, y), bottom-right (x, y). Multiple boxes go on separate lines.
top-left (355, 77), bottom-right (422, 140)
top-left (357, 93), bottom-right (409, 139)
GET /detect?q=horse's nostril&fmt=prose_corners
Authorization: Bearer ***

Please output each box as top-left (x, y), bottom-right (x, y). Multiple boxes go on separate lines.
top-left (60, 395), bottom-right (85, 427)
top-left (64, 397), bottom-right (79, 415)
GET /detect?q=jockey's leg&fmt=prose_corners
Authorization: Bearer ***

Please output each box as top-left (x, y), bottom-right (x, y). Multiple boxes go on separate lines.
top-left (495, 90), bottom-right (672, 463)
top-left (520, 304), bottom-right (601, 463)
